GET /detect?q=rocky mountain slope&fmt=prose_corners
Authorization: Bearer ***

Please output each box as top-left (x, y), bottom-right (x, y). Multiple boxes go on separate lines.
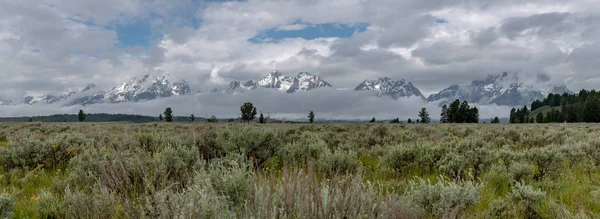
top-left (355, 77), bottom-right (425, 100)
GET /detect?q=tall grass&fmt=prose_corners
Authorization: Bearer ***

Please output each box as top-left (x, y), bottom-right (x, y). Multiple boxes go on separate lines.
top-left (0, 123), bottom-right (599, 218)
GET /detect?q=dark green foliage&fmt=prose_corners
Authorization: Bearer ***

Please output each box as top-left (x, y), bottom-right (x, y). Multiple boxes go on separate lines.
top-left (418, 107), bottom-right (430, 123)
top-left (445, 100), bottom-right (478, 123)
top-left (389, 118), bottom-right (401, 123)
top-left (78, 110), bottom-right (86, 122)
top-left (522, 89), bottom-right (600, 123)
top-left (208, 115), bottom-right (218, 123)
top-left (258, 113), bottom-right (266, 124)
top-left (190, 114), bottom-right (195, 122)
top-left (407, 118), bottom-right (412, 123)
top-left (582, 97), bottom-right (600, 123)
top-left (440, 104), bottom-right (448, 123)
top-left (240, 102), bottom-right (257, 124)
top-left (308, 110), bottom-right (315, 123)
top-left (369, 117), bottom-right (376, 123)
top-left (159, 114), bottom-right (163, 121)
top-left (164, 108), bottom-right (173, 122)
top-left (536, 113), bottom-right (544, 123)
top-left (491, 117), bottom-right (500, 123)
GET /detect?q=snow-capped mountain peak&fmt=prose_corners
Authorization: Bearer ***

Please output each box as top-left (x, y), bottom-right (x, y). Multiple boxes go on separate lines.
top-left (229, 71), bottom-right (332, 93)
top-left (427, 72), bottom-right (573, 106)
top-left (355, 77), bottom-right (425, 100)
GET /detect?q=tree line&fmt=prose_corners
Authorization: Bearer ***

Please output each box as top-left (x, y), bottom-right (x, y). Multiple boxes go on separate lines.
top-left (512, 89), bottom-right (600, 123)
top-left (68, 100), bottom-right (485, 124)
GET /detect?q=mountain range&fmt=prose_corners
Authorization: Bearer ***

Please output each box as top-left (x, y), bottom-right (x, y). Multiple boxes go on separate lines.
top-left (1, 71), bottom-right (572, 107)
top-left (229, 71), bottom-right (333, 93)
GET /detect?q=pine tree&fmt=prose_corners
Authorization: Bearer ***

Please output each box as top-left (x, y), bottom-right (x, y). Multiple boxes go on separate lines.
top-left (491, 117), bottom-right (500, 123)
top-left (447, 100), bottom-right (461, 123)
top-left (240, 102), bottom-right (257, 124)
top-left (164, 108), bottom-right (173, 122)
top-left (208, 115), bottom-right (218, 123)
top-left (190, 114), bottom-right (195, 122)
top-left (390, 118), bottom-right (400, 123)
top-left (536, 113), bottom-right (544, 123)
top-left (369, 117), bottom-right (376, 123)
top-left (28, 118), bottom-right (33, 122)
top-left (159, 114), bottom-right (163, 121)
top-left (582, 97), bottom-right (600, 123)
top-left (259, 113), bottom-right (266, 124)
top-left (440, 104), bottom-right (448, 123)
top-left (510, 108), bottom-right (516, 123)
top-left (407, 119), bottom-right (412, 123)
top-left (458, 101), bottom-right (470, 123)
top-left (418, 107), bottom-right (430, 123)
top-left (78, 110), bottom-right (86, 122)
top-left (308, 110), bottom-right (315, 123)
top-left (468, 107), bottom-right (479, 123)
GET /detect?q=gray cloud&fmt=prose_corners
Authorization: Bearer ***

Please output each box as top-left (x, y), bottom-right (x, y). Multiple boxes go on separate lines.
top-left (1, 0), bottom-right (600, 117)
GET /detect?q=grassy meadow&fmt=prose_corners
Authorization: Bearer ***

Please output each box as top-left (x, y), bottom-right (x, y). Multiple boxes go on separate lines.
top-left (1, 122), bottom-right (600, 218)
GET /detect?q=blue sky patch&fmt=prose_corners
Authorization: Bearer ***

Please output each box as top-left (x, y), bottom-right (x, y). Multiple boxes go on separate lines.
top-left (115, 21), bottom-right (160, 47)
top-left (249, 22), bottom-right (369, 43)
top-left (435, 18), bottom-right (448, 24)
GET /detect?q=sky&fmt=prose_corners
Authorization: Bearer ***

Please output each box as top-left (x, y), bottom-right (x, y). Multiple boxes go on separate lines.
top-left (1, 0), bottom-right (600, 119)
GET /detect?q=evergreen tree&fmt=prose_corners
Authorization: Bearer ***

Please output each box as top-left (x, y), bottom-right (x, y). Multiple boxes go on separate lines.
top-left (468, 107), bottom-right (479, 123)
top-left (492, 117), bottom-right (500, 123)
top-left (78, 110), bottom-right (86, 122)
top-left (390, 118), bottom-right (401, 123)
top-left (369, 117), bottom-right (376, 123)
top-left (447, 100), bottom-right (461, 123)
top-left (240, 102), bottom-right (257, 124)
top-left (159, 114), bottom-right (163, 121)
top-left (458, 101), bottom-right (471, 123)
top-left (259, 113), bottom-right (266, 124)
top-left (163, 108), bottom-right (173, 122)
top-left (190, 114), bottom-right (195, 122)
top-left (208, 115), bottom-right (218, 123)
top-left (510, 108), bottom-right (516, 123)
top-left (536, 113), bottom-right (544, 123)
top-left (308, 110), bottom-right (315, 123)
top-left (418, 107), bottom-right (430, 123)
top-left (582, 97), bottom-right (600, 123)
top-left (440, 104), bottom-right (448, 123)
top-left (407, 119), bottom-right (412, 123)
top-left (28, 117), bottom-right (33, 122)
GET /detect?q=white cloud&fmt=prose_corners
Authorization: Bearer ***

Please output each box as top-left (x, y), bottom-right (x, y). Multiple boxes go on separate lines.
top-left (1, 0), bottom-right (599, 117)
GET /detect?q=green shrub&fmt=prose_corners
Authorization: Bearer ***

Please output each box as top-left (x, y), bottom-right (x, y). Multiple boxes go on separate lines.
top-left (151, 144), bottom-right (200, 189)
top-left (485, 165), bottom-right (510, 196)
top-left (508, 182), bottom-right (546, 218)
top-left (209, 155), bottom-right (252, 207)
top-left (385, 143), bottom-right (445, 175)
top-left (527, 147), bottom-right (563, 180)
top-left (405, 178), bottom-right (482, 217)
top-left (508, 162), bottom-right (535, 183)
top-left (0, 193), bottom-right (13, 219)
top-left (318, 149), bottom-right (358, 175)
top-left (485, 198), bottom-right (518, 219)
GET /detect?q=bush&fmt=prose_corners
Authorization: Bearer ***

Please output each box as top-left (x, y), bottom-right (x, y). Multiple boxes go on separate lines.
top-left (405, 178), bottom-right (482, 217)
top-left (527, 147), bottom-right (563, 180)
top-left (508, 182), bottom-right (546, 218)
top-left (318, 149), bottom-right (358, 176)
top-left (385, 143), bottom-right (445, 175)
top-left (208, 155), bottom-right (252, 207)
top-left (508, 162), bottom-right (535, 183)
top-left (0, 193), bottom-right (13, 219)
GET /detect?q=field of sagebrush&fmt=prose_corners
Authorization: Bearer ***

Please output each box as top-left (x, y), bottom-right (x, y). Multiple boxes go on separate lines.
top-left (1, 122), bottom-right (600, 218)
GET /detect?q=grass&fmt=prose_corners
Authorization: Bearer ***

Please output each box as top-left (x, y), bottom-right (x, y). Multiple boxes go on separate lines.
top-left (0, 122), bottom-right (599, 218)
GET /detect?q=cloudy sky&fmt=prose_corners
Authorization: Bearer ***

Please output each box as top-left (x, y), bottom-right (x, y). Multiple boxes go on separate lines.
top-left (1, 0), bottom-right (599, 119)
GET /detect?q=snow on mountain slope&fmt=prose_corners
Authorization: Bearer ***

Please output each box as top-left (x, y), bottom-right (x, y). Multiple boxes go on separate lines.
top-left (355, 77), bottom-right (425, 100)
top-left (427, 72), bottom-right (573, 106)
top-left (229, 71), bottom-right (332, 93)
